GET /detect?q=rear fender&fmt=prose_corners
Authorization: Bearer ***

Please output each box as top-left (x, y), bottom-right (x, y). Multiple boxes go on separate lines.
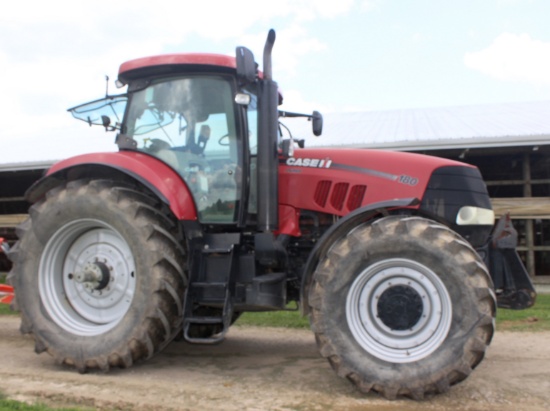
top-left (300, 198), bottom-right (419, 314)
top-left (26, 152), bottom-right (197, 221)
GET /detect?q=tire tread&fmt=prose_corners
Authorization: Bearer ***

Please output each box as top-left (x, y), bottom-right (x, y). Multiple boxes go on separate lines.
top-left (308, 215), bottom-right (496, 399)
top-left (9, 179), bottom-right (187, 372)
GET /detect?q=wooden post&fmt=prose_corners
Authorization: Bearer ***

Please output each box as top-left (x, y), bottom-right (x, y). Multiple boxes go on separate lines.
top-left (523, 153), bottom-right (536, 278)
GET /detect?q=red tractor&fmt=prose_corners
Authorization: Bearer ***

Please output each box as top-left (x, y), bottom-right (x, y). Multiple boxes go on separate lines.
top-left (6, 30), bottom-right (535, 399)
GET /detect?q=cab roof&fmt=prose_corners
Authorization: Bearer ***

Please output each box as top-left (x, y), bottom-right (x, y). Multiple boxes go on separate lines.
top-left (118, 53), bottom-right (238, 85)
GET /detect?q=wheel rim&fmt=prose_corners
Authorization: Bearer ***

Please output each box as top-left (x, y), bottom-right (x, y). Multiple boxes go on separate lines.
top-left (346, 258), bottom-right (452, 363)
top-left (39, 219), bottom-right (136, 336)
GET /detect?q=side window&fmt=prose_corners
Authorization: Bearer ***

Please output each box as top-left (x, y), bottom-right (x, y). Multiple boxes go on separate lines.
top-left (246, 93), bottom-right (258, 214)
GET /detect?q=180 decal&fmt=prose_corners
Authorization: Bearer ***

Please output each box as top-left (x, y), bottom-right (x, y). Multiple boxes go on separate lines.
top-left (398, 175), bottom-right (419, 186)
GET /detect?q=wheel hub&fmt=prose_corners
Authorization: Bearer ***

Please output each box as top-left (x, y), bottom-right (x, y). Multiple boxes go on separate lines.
top-left (377, 285), bottom-right (423, 331)
top-left (74, 260), bottom-right (111, 291)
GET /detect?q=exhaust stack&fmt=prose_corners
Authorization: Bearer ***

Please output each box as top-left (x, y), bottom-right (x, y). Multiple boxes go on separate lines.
top-left (257, 29), bottom-right (279, 232)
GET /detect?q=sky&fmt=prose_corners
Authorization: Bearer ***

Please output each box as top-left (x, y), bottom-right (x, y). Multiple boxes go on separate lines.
top-left (1, 0), bottom-right (550, 164)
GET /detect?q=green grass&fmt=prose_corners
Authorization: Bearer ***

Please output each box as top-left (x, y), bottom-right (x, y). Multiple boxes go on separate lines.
top-left (0, 304), bottom-right (14, 315)
top-left (0, 393), bottom-right (82, 411)
top-left (236, 294), bottom-right (550, 332)
top-left (496, 293), bottom-right (550, 331)
top-left (236, 306), bottom-right (310, 329)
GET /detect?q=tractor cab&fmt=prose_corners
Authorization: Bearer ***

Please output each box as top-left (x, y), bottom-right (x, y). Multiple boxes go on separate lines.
top-left (69, 42), bottom-right (320, 229)
top-left (71, 67), bottom-right (253, 225)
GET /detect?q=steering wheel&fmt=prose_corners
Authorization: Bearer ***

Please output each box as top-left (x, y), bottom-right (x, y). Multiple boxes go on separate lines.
top-left (218, 134), bottom-right (230, 146)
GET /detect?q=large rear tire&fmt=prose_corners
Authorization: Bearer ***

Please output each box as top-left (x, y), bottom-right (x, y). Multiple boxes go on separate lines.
top-left (308, 216), bottom-right (496, 399)
top-left (8, 179), bottom-right (186, 371)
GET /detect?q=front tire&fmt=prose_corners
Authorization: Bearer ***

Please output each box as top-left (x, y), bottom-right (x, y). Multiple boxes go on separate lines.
top-left (308, 216), bottom-right (496, 399)
top-left (8, 180), bottom-right (186, 371)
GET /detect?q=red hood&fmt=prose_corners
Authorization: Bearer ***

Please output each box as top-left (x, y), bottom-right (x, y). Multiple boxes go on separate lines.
top-left (279, 148), bottom-right (472, 215)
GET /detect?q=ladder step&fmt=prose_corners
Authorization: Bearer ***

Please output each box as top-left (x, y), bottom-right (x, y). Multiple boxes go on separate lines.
top-left (201, 245), bottom-right (234, 254)
top-left (190, 282), bottom-right (226, 288)
top-left (185, 316), bottom-right (223, 325)
top-left (183, 233), bottom-right (239, 345)
top-left (183, 317), bottom-right (228, 344)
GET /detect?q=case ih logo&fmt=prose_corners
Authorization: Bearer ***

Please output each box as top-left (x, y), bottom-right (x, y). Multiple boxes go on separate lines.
top-left (286, 157), bottom-right (332, 168)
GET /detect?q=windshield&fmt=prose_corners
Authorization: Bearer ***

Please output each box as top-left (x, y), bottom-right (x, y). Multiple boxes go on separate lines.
top-left (124, 75), bottom-right (242, 224)
top-left (68, 95), bottom-right (127, 130)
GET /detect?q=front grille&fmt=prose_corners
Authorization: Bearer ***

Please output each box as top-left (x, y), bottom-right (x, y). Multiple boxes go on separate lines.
top-left (314, 181), bottom-right (367, 212)
top-left (347, 185), bottom-right (367, 211)
top-left (330, 183), bottom-right (350, 211)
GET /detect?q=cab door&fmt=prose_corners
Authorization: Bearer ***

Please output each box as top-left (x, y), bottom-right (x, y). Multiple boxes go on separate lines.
top-left (121, 75), bottom-right (245, 225)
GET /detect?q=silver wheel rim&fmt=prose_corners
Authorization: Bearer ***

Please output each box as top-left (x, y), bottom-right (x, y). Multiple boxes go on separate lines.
top-left (39, 219), bottom-right (136, 336)
top-left (346, 258), bottom-right (452, 363)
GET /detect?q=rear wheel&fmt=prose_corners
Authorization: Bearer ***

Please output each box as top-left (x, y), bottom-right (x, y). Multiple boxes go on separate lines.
top-left (308, 216), bottom-right (496, 399)
top-left (9, 180), bottom-right (186, 371)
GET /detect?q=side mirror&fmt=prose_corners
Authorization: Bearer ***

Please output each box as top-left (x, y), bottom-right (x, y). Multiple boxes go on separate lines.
top-left (101, 115), bottom-right (112, 131)
top-left (312, 111), bottom-right (323, 136)
top-left (236, 47), bottom-right (257, 85)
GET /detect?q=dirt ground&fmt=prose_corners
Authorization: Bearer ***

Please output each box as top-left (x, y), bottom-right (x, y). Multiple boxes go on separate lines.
top-left (0, 315), bottom-right (549, 411)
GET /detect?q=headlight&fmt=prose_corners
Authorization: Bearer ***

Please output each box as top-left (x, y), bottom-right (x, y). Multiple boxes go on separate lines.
top-left (456, 206), bottom-right (495, 226)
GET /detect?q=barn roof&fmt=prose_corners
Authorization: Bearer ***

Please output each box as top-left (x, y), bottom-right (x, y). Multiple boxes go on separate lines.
top-left (286, 100), bottom-right (550, 151)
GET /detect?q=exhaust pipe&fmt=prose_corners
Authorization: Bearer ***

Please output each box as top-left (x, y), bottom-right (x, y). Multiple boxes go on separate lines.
top-left (257, 29), bottom-right (279, 232)
top-left (263, 29), bottom-right (276, 81)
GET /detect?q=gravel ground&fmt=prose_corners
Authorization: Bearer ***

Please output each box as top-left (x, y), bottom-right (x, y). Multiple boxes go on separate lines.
top-left (0, 315), bottom-right (549, 411)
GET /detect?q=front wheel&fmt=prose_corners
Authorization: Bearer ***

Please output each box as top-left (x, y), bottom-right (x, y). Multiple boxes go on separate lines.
top-left (308, 216), bottom-right (496, 399)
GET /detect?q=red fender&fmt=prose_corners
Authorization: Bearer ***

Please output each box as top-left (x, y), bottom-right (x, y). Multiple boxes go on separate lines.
top-left (37, 151), bottom-right (197, 221)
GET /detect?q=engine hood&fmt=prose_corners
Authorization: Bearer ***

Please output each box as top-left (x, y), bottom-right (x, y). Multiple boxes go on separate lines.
top-left (279, 148), bottom-right (472, 215)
